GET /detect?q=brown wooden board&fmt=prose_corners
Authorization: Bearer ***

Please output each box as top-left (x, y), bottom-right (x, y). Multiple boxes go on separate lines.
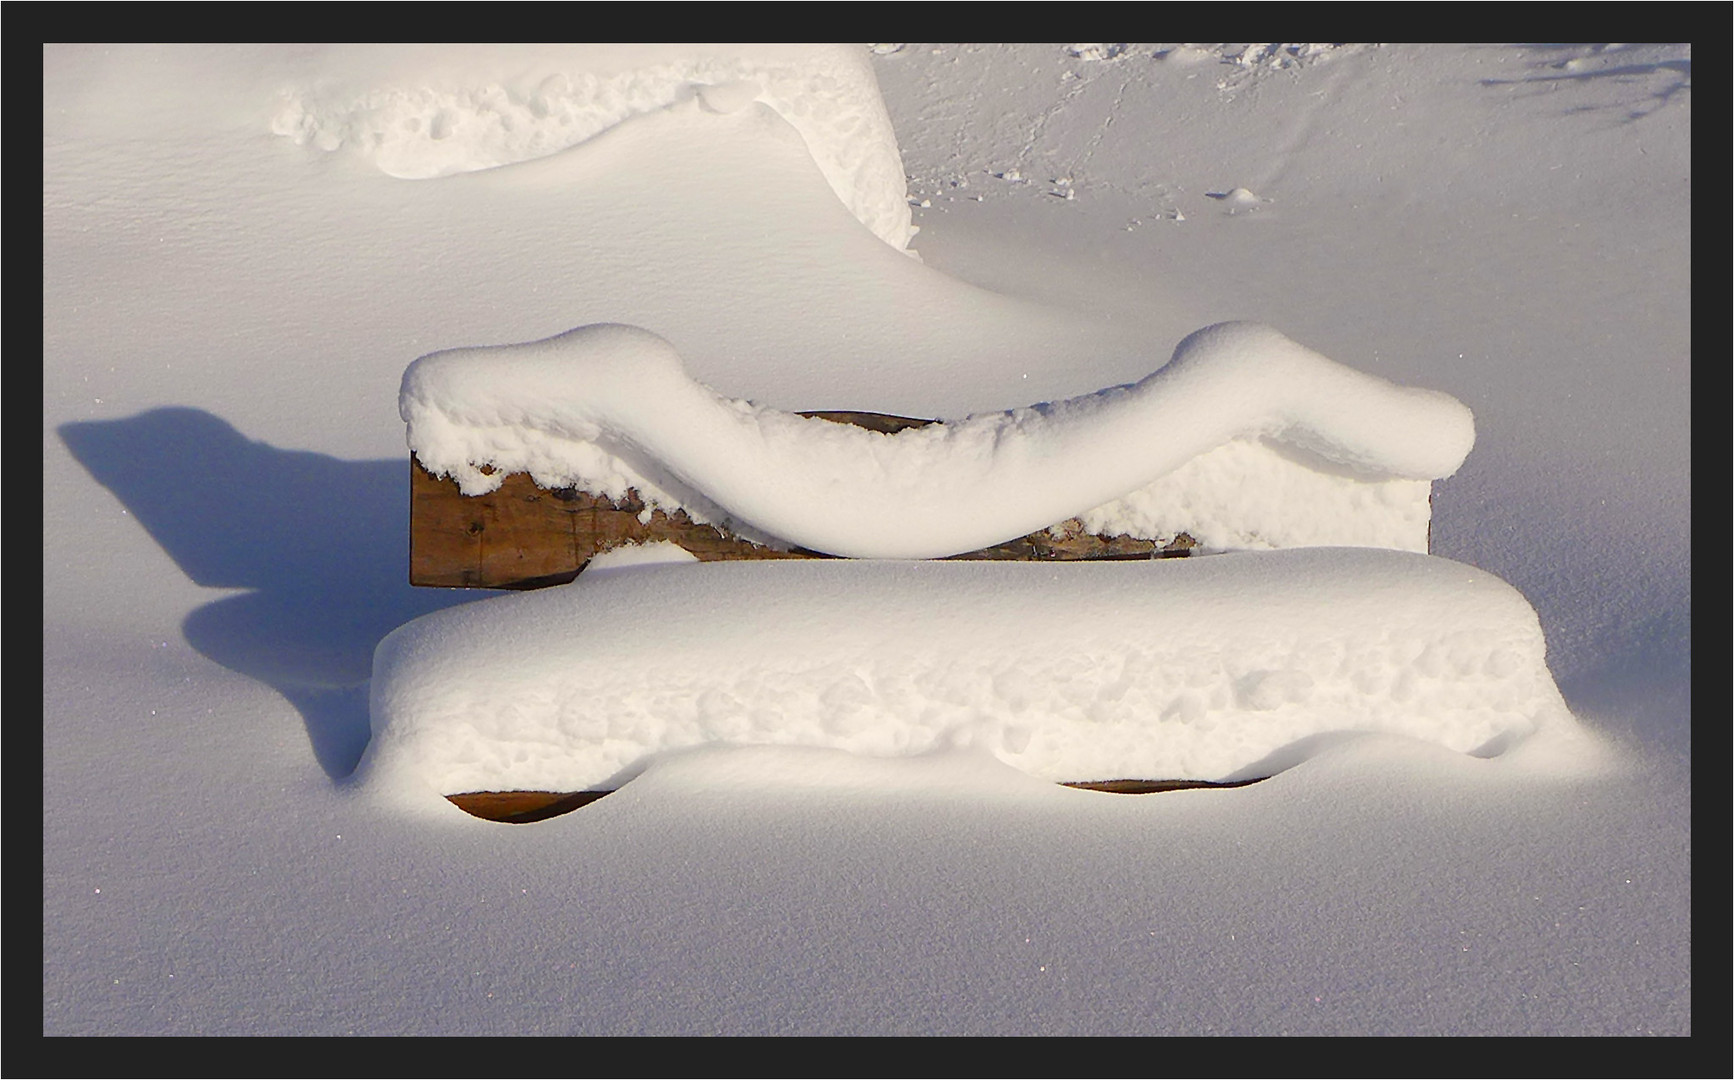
top-left (447, 777), bottom-right (1266, 822)
top-left (410, 410), bottom-right (1197, 589)
top-left (446, 790), bottom-right (614, 823)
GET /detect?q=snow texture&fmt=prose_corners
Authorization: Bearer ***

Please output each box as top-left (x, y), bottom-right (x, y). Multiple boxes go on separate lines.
top-left (270, 43), bottom-right (917, 251)
top-left (365, 549), bottom-right (1581, 809)
top-left (402, 321), bottom-right (1470, 557)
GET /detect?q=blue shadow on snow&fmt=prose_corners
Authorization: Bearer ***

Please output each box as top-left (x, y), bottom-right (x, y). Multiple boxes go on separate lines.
top-left (59, 408), bottom-right (496, 780)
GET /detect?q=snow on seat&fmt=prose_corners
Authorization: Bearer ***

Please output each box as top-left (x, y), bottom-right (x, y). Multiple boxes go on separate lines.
top-left (362, 548), bottom-right (1574, 812)
top-left (401, 320), bottom-right (1473, 578)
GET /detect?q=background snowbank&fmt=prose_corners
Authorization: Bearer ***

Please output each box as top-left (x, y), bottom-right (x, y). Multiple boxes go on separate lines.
top-left (271, 43), bottom-right (917, 251)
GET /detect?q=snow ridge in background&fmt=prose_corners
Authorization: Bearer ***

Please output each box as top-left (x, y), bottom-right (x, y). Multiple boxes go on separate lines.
top-left (270, 43), bottom-right (917, 252)
top-left (401, 321), bottom-right (1471, 558)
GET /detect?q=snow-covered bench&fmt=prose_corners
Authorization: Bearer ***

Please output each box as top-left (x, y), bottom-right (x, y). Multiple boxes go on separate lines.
top-left (371, 320), bottom-right (1591, 824)
top-left (403, 322), bottom-right (1473, 589)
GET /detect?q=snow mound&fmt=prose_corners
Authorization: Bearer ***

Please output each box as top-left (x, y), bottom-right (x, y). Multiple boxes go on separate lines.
top-left (363, 549), bottom-right (1578, 808)
top-left (401, 321), bottom-right (1473, 559)
top-left (270, 43), bottom-right (916, 251)
top-left (1220, 43), bottom-right (1357, 71)
top-left (585, 540), bottom-right (700, 575)
top-left (1080, 438), bottom-right (1435, 552)
top-left (1068, 43), bottom-right (1134, 63)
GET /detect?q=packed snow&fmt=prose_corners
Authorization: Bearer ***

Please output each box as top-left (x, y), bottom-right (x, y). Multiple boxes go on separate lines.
top-left (403, 320), bottom-right (1470, 557)
top-left (45, 44), bottom-right (1689, 1036)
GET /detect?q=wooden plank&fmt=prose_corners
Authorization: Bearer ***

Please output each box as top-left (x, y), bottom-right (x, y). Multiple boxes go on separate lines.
top-left (410, 410), bottom-right (1197, 590)
top-left (446, 790), bottom-right (612, 823)
top-left (446, 778), bottom-right (1266, 822)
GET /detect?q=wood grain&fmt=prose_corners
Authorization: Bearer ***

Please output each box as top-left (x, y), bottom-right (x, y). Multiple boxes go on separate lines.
top-left (410, 411), bottom-right (1197, 589)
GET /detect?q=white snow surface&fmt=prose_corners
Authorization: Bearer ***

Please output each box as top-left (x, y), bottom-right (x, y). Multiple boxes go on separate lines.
top-left (403, 320), bottom-right (1468, 557)
top-left (1077, 437), bottom-right (1435, 553)
top-left (366, 550), bottom-right (1581, 808)
top-left (270, 43), bottom-right (917, 252)
top-left (45, 44), bottom-right (1689, 1036)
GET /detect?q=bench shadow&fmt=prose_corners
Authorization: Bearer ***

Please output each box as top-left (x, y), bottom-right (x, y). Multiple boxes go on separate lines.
top-left (60, 407), bottom-right (498, 780)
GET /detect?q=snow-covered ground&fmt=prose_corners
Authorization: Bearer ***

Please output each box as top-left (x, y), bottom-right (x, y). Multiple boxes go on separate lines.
top-left (44, 44), bottom-right (1689, 1035)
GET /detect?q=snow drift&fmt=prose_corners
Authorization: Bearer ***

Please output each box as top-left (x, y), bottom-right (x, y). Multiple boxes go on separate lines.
top-left (271, 43), bottom-right (917, 252)
top-left (401, 321), bottom-right (1473, 559)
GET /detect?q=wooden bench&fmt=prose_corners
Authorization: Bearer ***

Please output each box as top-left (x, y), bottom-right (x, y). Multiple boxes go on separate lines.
top-left (410, 410), bottom-right (1198, 591)
top-left (409, 410), bottom-right (1411, 822)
